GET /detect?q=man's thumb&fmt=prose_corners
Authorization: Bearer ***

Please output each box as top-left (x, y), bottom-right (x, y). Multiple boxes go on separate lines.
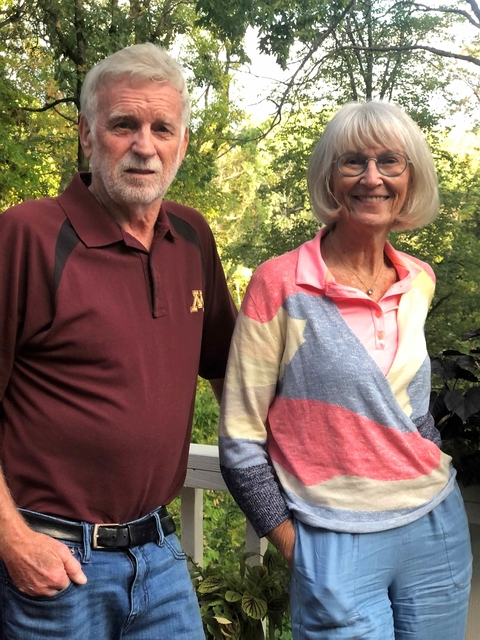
top-left (63, 550), bottom-right (87, 585)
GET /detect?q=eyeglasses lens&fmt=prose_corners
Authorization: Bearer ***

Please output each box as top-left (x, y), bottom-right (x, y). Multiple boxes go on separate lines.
top-left (337, 153), bottom-right (407, 177)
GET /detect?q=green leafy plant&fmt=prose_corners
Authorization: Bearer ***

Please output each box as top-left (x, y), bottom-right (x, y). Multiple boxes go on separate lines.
top-left (191, 549), bottom-right (291, 640)
top-left (430, 328), bottom-right (480, 485)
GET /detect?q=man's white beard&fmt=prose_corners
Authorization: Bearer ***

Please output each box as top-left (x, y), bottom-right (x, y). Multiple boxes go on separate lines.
top-left (91, 152), bottom-right (180, 206)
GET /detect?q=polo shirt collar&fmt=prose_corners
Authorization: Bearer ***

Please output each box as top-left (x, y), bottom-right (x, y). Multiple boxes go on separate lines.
top-left (57, 173), bottom-right (175, 248)
top-left (296, 226), bottom-right (419, 295)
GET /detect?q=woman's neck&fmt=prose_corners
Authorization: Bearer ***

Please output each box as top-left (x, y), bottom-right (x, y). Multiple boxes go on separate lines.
top-left (322, 224), bottom-right (388, 275)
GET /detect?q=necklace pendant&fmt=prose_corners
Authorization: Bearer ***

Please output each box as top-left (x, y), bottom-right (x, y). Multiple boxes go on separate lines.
top-left (367, 288), bottom-right (374, 296)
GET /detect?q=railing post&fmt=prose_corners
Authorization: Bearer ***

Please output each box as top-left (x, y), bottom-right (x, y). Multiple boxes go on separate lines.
top-left (245, 519), bottom-right (268, 565)
top-left (182, 443), bottom-right (268, 567)
top-left (181, 486), bottom-right (204, 566)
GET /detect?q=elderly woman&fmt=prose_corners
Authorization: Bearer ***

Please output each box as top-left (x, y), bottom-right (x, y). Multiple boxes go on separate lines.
top-left (219, 101), bottom-right (472, 640)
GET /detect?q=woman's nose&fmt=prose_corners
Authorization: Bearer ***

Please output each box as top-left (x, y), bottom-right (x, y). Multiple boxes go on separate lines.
top-left (360, 159), bottom-right (383, 185)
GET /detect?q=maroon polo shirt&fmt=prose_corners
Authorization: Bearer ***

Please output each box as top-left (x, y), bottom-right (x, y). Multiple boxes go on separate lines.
top-left (0, 173), bottom-right (237, 523)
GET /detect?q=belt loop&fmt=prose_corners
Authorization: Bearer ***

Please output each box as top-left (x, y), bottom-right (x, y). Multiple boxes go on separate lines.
top-left (80, 522), bottom-right (92, 563)
top-left (153, 511), bottom-right (165, 547)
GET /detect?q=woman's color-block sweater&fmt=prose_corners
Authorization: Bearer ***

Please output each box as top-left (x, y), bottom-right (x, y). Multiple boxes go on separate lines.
top-left (219, 239), bottom-right (455, 538)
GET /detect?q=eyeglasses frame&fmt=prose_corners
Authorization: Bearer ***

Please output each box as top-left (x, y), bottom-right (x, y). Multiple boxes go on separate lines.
top-left (335, 152), bottom-right (412, 178)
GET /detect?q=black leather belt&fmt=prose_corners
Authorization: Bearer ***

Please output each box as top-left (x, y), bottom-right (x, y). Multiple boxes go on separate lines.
top-left (20, 507), bottom-right (176, 549)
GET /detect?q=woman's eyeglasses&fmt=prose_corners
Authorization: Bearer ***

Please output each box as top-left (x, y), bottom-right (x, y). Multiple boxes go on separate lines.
top-left (335, 152), bottom-right (411, 177)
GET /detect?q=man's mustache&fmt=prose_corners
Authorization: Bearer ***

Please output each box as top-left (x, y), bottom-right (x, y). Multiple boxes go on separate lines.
top-left (119, 157), bottom-right (163, 173)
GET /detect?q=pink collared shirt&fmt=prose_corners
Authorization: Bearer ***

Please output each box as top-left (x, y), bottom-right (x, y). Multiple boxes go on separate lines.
top-left (296, 227), bottom-right (433, 375)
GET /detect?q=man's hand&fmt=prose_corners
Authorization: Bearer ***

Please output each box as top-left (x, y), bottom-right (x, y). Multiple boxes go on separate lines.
top-left (267, 519), bottom-right (296, 568)
top-left (1, 527), bottom-right (87, 597)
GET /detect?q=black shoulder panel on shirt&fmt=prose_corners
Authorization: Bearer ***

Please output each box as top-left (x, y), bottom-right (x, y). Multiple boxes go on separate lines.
top-left (166, 211), bottom-right (205, 274)
top-left (53, 218), bottom-right (81, 296)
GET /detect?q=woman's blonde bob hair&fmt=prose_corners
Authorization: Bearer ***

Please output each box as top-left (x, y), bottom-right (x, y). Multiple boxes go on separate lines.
top-left (307, 101), bottom-right (439, 230)
top-left (80, 43), bottom-right (190, 129)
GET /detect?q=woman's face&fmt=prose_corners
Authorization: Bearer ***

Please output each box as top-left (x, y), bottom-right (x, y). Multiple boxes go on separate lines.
top-left (331, 145), bottom-right (410, 233)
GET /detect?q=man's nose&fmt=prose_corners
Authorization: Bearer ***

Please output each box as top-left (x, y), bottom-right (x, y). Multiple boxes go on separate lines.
top-left (131, 127), bottom-right (156, 157)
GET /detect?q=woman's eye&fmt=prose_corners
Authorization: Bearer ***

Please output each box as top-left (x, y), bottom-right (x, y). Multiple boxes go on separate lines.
top-left (380, 155), bottom-right (400, 165)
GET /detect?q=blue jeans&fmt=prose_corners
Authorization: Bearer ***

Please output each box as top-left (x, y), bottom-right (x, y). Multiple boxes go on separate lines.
top-left (0, 509), bottom-right (205, 639)
top-left (291, 482), bottom-right (472, 639)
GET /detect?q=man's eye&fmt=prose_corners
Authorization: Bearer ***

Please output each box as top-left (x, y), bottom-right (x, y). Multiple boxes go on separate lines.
top-left (115, 121), bottom-right (130, 129)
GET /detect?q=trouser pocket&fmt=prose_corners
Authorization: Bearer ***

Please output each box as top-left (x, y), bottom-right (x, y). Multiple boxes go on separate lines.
top-left (291, 520), bottom-right (360, 630)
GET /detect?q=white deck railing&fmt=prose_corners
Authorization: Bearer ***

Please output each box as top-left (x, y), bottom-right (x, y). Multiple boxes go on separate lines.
top-left (181, 443), bottom-right (267, 566)
top-left (182, 444), bottom-right (480, 639)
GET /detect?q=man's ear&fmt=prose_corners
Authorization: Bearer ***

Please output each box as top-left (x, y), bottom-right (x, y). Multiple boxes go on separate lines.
top-left (78, 114), bottom-right (93, 159)
top-left (177, 127), bottom-right (189, 165)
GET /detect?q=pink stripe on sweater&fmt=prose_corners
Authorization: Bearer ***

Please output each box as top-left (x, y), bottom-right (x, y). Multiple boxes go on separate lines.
top-left (242, 250), bottom-right (307, 323)
top-left (267, 397), bottom-right (441, 485)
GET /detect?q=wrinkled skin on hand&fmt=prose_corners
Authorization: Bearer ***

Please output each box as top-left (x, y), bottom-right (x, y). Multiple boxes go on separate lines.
top-left (2, 528), bottom-right (87, 597)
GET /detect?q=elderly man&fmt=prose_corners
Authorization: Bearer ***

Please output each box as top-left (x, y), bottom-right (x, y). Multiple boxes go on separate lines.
top-left (0, 44), bottom-right (236, 638)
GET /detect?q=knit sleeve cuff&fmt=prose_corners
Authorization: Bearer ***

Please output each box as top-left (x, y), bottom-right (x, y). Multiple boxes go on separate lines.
top-left (220, 464), bottom-right (291, 538)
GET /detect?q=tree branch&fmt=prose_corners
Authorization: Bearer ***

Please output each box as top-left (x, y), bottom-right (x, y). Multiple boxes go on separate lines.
top-left (430, 292), bottom-right (453, 315)
top-left (21, 98), bottom-right (77, 113)
top-left (466, 0), bottom-right (480, 25)
top-left (341, 44), bottom-right (480, 67)
top-left (267, 0), bottom-right (357, 129)
top-left (53, 105), bottom-right (78, 124)
top-left (41, 2), bottom-right (80, 65)
top-left (0, 0), bottom-right (27, 30)
top-left (413, 3), bottom-right (480, 29)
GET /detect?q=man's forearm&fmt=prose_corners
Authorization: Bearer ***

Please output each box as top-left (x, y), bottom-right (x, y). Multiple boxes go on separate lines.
top-left (0, 466), bottom-right (31, 552)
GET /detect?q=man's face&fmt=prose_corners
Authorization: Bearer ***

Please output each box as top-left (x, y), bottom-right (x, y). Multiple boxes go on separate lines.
top-left (80, 77), bottom-right (189, 211)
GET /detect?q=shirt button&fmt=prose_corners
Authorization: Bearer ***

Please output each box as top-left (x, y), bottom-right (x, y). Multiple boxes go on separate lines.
top-left (377, 331), bottom-right (384, 340)
top-left (375, 310), bottom-right (382, 318)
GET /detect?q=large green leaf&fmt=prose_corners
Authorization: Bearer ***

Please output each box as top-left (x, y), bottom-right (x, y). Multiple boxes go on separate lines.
top-left (241, 593), bottom-right (268, 620)
top-left (197, 576), bottom-right (226, 593)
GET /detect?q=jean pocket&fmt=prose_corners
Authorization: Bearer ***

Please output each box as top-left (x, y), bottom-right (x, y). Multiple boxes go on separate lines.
top-left (0, 560), bottom-right (84, 639)
top-left (4, 578), bottom-right (75, 602)
top-left (0, 550), bottom-right (79, 604)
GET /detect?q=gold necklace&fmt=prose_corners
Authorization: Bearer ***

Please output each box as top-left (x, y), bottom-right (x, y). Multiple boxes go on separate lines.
top-left (329, 242), bottom-right (384, 296)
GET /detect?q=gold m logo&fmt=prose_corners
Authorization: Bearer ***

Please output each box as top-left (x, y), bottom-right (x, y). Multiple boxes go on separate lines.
top-left (190, 290), bottom-right (204, 312)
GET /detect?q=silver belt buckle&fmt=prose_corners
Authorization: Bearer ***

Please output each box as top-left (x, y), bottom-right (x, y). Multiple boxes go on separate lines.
top-left (92, 522), bottom-right (119, 549)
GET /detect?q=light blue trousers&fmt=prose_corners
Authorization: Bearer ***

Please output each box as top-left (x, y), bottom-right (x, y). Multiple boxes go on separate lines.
top-left (291, 482), bottom-right (472, 640)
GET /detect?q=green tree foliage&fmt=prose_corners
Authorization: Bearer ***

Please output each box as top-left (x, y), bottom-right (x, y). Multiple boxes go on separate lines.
top-left (392, 132), bottom-right (480, 352)
top-left (0, 0), bottom-right (246, 199)
top-left (0, 45), bottom-right (76, 205)
top-left (196, 0), bottom-right (456, 124)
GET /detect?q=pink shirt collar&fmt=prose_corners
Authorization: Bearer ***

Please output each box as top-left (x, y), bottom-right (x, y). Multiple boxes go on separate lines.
top-left (296, 227), bottom-right (419, 300)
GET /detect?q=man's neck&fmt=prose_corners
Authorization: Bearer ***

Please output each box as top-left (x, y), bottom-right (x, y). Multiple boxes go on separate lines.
top-left (89, 183), bottom-right (161, 251)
